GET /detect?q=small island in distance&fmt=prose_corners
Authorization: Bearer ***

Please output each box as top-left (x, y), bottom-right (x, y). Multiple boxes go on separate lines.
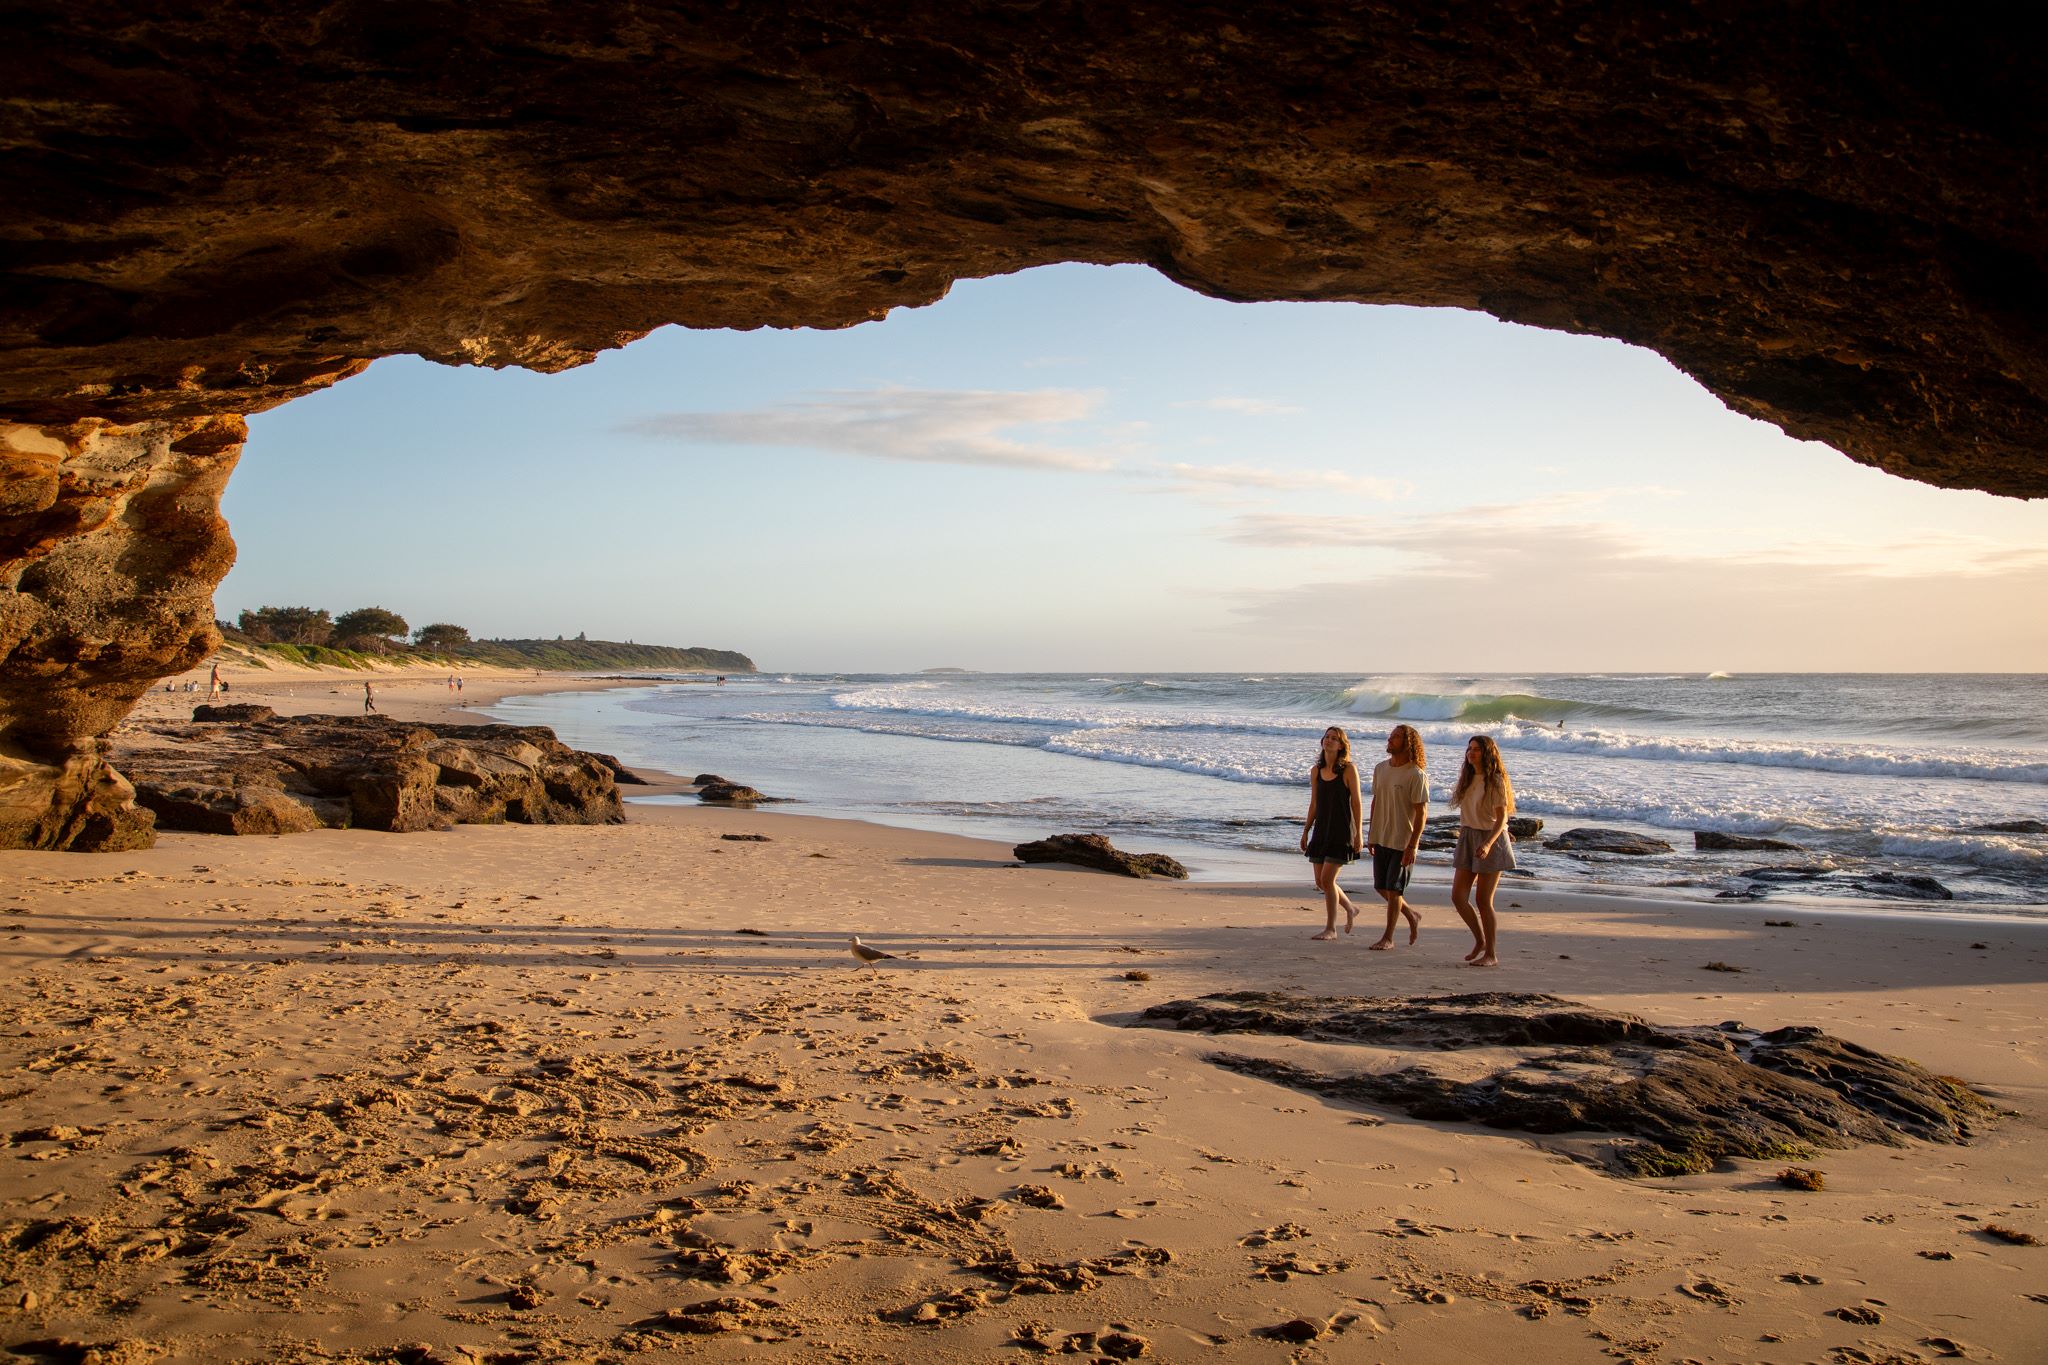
top-left (919, 666), bottom-right (974, 674)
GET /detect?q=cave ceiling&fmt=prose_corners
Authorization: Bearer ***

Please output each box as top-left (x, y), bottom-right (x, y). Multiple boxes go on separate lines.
top-left (4, 1), bottom-right (2044, 494)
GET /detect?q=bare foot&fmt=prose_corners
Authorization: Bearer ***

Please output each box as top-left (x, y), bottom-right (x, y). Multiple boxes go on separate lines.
top-left (1403, 907), bottom-right (1421, 945)
top-left (1464, 943), bottom-right (1486, 962)
top-left (1343, 903), bottom-right (1358, 935)
top-left (1310, 930), bottom-right (1338, 941)
top-left (1469, 954), bottom-right (1498, 968)
top-left (1368, 937), bottom-right (1395, 951)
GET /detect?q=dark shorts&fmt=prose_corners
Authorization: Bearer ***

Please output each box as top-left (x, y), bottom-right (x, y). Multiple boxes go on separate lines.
top-left (1371, 845), bottom-right (1412, 893)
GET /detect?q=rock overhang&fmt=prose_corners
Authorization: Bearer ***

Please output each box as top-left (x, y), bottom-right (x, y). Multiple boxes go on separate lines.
top-left (4, 1), bottom-right (2043, 493)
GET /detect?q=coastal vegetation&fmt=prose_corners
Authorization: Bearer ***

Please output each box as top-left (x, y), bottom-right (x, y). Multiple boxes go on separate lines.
top-left (220, 607), bottom-right (752, 673)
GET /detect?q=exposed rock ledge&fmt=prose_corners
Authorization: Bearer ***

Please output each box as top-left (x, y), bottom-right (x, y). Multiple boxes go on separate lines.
top-left (117, 715), bottom-right (625, 835)
top-left (1014, 834), bottom-right (1189, 880)
top-left (1135, 991), bottom-right (1990, 1177)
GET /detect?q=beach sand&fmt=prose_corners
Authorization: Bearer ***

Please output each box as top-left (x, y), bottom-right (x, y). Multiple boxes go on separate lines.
top-left (4, 671), bottom-right (2045, 1362)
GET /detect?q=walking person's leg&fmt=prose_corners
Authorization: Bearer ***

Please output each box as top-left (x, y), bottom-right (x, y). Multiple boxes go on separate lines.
top-left (1311, 861), bottom-right (1341, 940)
top-left (1470, 871), bottom-right (1502, 966)
top-left (1451, 867), bottom-right (1485, 961)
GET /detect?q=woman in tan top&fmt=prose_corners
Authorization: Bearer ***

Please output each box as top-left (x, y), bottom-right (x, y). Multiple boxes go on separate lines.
top-left (1449, 735), bottom-right (1516, 967)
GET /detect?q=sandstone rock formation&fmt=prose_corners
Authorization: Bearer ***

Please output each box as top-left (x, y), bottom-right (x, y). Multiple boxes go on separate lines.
top-left (1013, 833), bottom-right (1189, 880)
top-left (3, 5), bottom-right (2043, 847)
top-left (117, 715), bottom-right (625, 835)
top-left (1136, 991), bottom-right (1990, 1176)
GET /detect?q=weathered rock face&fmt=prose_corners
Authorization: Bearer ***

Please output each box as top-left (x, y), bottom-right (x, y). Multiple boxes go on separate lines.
top-left (1014, 833), bottom-right (1189, 880)
top-left (2, 4), bottom-right (2043, 846)
top-left (1136, 991), bottom-right (1991, 1177)
top-left (117, 715), bottom-right (625, 835)
top-left (1, 416), bottom-right (242, 848)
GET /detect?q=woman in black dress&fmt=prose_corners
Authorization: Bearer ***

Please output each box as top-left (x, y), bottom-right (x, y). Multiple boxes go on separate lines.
top-left (1300, 726), bottom-right (1365, 940)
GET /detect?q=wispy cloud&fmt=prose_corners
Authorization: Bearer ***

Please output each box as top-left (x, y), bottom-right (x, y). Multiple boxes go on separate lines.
top-left (1173, 396), bottom-right (1305, 416)
top-left (625, 388), bottom-right (1118, 473)
top-left (629, 387), bottom-right (1409, 501)
top-left (1171, 466), bottom-right (1410, 499)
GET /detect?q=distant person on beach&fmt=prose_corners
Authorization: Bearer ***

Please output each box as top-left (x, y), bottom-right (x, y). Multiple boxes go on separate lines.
top-left (1365, 724), bottom-right (1428, 951)
top-left (363, 681), bottom-right (375, 713)
top-left (1300, 726), bottom-right (1365, 940)
top-left (1450, 735), bottom-right (1517, 967)
top-left (207, 662), bottom-right (220, 698)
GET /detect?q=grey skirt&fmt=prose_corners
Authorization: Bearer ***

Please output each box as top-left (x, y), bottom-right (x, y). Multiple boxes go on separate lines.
top-left (1453, 825), bottom-right (1517, 874)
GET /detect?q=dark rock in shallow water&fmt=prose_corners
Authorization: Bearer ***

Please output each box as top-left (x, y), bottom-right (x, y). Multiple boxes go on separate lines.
top-left (1739, 865), bottom-right (1831, 882)
top-left (190, 703), bottom-right (277, 723)
top-left (1419, 813), bottom-right (1543, 850)
top-left (1860, 871), bottom-right (1952, 900)
top-left (1695, 830), bottom-right (1803, 852)
top-left (123, 714), bottom-right (624, 833)
top-left (1730, 865), bottom-right (1951, 900)
top-left (698, 779), bottom-right (770, 805)
top-left (1550, 827), bottom-right (1674, 856)
top-left (1133, 991), bottom-right (1990, 1177)
top-left (693, 773), bottom-right (727, 786)
top-left (1013, 832), bottom-right (1189, 879)
top-left (1973, 819), bottom-right (2046, 834)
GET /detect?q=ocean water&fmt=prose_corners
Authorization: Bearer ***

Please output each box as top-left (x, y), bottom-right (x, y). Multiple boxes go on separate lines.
top-left (490, 672), bottom-right (2048, 914)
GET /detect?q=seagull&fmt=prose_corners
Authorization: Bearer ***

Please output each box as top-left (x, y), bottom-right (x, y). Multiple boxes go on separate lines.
top-left (849, 935), bottom-right (899, 967)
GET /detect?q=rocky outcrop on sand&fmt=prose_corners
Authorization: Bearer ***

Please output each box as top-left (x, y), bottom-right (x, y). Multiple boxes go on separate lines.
top-left (118, 715), bottom-right (624, 835)
top-left (191, 703), bottom-right (277, 723)
top-left (1014, 834), bottom-right (1189, 880)
top-left (1549, 828), bottom-right (1675, 856)
top-left (2, 8), bottom-right (2042, 848)
top-left (1135, 991), bottom-right (1991, 1177)
top-left (1695, 831), bottom-right (1804, 852)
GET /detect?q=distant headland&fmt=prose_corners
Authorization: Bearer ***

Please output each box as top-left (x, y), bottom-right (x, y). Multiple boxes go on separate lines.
top-left (219, 605), bottom-right (753, 673)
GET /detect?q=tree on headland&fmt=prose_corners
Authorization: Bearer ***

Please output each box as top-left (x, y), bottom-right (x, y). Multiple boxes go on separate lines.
top-left (413, 622), bottom-right (471, 652)
top-left (331, 606), bottom-right (410, 652)
top-left (237, 605), bottom-right (332, 645)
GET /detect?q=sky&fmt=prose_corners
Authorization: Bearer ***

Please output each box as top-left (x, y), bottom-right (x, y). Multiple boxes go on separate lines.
top-left (219, 263), bottom-right (2048, 673)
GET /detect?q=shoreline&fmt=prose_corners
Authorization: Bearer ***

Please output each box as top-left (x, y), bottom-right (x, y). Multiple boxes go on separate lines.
top-left (122, 667), bottom-right (2047, 920)
top-left (3, 801), bottom-right (2044, 1361)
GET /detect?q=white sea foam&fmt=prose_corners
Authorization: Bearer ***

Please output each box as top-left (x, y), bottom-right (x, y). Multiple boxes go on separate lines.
top-left (828, 687), bottom-right (2048, 786)
top-left (563, 670), bottom-right (2048, 903)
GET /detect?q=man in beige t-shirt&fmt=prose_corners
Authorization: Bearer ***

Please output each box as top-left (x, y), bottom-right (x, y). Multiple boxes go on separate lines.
top-left (1365, 725), bottom-right (1429, 951)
